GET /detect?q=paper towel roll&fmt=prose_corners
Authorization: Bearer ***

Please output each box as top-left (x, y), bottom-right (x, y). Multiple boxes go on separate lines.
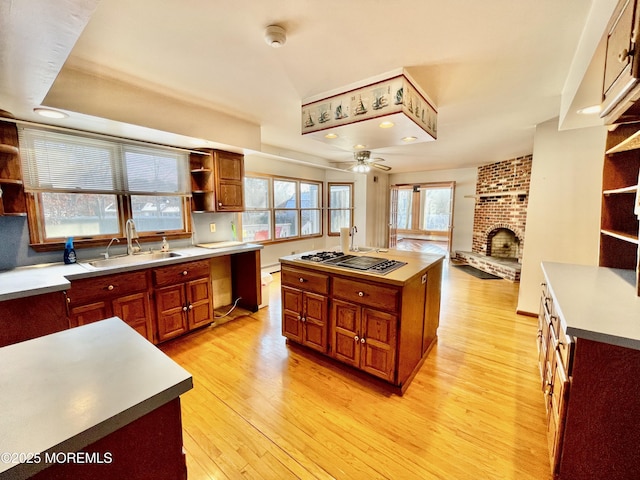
top-left (340, 227), bottom-right (350, 253)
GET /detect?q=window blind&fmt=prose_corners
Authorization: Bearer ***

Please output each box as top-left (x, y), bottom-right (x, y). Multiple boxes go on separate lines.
top-left (18, 127), bottom-right (189, 196)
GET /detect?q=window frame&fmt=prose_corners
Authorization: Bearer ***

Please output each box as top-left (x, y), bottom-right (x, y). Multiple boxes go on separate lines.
top-left (327, 182), bottom-right (354, 236)
top-left (19, 127), bottom-right (192, 252)
top-left (241, 173), bottom-right (323, 243)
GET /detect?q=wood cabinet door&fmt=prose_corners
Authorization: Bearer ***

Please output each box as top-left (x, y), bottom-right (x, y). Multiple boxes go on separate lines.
top-left (69, 301), bottom-right (111, 328)
top-left (214, 150), bottom-right (244, 211)
top-left (112, 292), bottom-right (153, 343)
top-left (155, 284), bottom-right (188, 342)
top-left (282, 286), bottom-right (303, 342)
top-left (301, 292), bottom-right (328, 353)
top-left (186, 277), bottom-right (213, 330)
top-left (360, 308), bottom-right (397, 382)
top-left (331, 299), bottom-right (360, 368)
top-left (548, 350), bottom-right (570, 475)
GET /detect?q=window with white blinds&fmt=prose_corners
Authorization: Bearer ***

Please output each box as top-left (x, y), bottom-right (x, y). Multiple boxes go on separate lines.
top-left (18, 127), bottom-right (191, 244)
top-left (19, 128), bottom-right (189, 195)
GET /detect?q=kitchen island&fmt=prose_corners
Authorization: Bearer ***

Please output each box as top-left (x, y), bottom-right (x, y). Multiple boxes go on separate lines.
top-left (0, 317), bottom-right (193, 480)
top-left (279, 249), bottom-right (444, 393)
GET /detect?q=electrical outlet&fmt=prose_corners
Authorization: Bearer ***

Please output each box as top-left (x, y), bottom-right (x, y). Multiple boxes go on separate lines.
top-left (209, 223), bottom-right (216, 233)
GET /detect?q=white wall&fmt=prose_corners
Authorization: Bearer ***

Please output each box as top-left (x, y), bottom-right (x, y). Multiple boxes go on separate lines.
top-left (517, 118), bottom-right (607, 314)
top-left (389, 167), bottom-right (477, 253)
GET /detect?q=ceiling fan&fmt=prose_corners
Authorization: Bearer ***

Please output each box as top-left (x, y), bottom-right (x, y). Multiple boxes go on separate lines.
top-left (339, 150), bottom-right (391, 173)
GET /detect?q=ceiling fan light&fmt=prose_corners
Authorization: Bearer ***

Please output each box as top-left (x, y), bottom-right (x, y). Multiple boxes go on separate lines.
top-left (354, 144), bottom-right (367, 150)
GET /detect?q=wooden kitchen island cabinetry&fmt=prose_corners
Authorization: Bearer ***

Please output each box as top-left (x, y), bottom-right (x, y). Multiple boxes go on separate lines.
top-left (281, 266), bottom-right (329, 353)
top-left (280, 251), bottom-right (444, 393)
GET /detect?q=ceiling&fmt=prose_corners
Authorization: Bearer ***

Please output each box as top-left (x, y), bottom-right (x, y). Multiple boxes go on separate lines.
top-left (0, 0), bottom-right (617, 173)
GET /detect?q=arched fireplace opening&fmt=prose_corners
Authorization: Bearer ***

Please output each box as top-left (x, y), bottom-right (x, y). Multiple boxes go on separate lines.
top-left (487, 228), bottom-right (520, 259)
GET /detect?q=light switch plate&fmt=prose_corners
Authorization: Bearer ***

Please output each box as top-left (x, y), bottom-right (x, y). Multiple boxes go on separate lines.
top-left (209, 223), bottom-right (216, 233)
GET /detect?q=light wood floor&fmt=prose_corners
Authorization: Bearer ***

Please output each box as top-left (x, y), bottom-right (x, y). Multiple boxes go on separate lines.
top-left (160, 261), bottom-right (551, 480)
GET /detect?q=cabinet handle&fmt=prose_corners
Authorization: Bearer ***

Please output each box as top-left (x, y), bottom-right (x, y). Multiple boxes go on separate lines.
top-left (218, 202), bottom-right (222, 207)
top-left (358, 291), bottom-right (364, 297)
top-left (360, 337), bottom-right (366, 344)
top-left (182, 271), bottom-right (188, 276)
top-left (107, 285), bottom-right (114, 291)
top-left (297, 315), bottom-right (302, 320)
top-left (301, 316), bottom-right (306, 323)
top-left (182, 306), bottom-right (188, 312)
top-left (354, 335), bottom-right (359, 342)
top-left (618, 48), bottom-right (633, 63)
top-left (188, 304), bottom-right (193, 310)
top-left (299, 277), bottom-right (306, 283)
top-left (544, 381), bottom-right (553, 396)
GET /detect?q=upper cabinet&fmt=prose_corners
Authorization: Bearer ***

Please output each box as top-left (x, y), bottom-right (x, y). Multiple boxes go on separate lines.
top-left (0, 118), bottom-right (26, 216)
top-left (190, 148), bottom-right (244, 213)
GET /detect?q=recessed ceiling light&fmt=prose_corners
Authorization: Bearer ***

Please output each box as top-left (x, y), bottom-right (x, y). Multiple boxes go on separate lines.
top-left (379, 121), bottom-right (394, 128)
top-left (353, 144), bottom-right (367, 149)
top-left (576, 104), bottom-right (601, 115)
top-left (324, 133), bottom-right (338, 139)
top-left (402, 136), bottom-right (417, 142)
top-left (34, 108), bottom-right (68, 119)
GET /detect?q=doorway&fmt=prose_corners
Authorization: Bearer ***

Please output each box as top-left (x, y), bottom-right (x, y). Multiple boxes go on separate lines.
top-left (389, 182), bottom-right (455, 256)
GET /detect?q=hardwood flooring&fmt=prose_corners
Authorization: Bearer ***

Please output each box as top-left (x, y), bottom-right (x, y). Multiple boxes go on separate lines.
top-left (160, 261), bottom-right (551, 480)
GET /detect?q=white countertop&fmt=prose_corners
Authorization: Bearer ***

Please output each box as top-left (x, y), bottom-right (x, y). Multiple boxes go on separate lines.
top-left (0, 317), bottom-right (193, 480)
top-left (0, 243), bottom-right (262, 302)
top-left (542, 262), bottom-right (640, 350)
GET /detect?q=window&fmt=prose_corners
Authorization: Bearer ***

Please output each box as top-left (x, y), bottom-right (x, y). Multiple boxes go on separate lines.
top-left (19, 127), bottom-right (190, 248)
top-left (328, 183), bottom-right (353, 235)
top-left (241, 174), bottom-right (322, 242)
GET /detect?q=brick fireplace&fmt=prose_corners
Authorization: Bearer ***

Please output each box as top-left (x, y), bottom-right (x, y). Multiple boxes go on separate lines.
top-left (456, 155), bottom-right (532, 281)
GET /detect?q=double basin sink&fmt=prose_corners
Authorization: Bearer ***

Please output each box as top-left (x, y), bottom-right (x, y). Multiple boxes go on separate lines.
top-left (81, 251), bottom-right (184, 270)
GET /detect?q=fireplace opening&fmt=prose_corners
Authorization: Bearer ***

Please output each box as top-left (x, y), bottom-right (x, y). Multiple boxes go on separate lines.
top-left (487, 228), bottom-right (519, 259)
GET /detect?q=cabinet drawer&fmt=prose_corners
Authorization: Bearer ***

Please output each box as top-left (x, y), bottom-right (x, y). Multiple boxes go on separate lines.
top-left (332, 277), bottom-right (399, 313)
top-left (281, 266), bottom-right (329, 295)
top-left (68, 270), bottom-right (148, 305)
top-left (153, 259), bottom-right (211, 287)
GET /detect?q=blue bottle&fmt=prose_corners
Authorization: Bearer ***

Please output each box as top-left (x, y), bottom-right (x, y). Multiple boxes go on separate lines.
top-left (64, 237), bottom-right (77, 264)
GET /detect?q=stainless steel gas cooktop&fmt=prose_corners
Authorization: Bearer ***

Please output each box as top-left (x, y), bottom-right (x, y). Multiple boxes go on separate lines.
top-left (299, 251), bottom-right (406, 275)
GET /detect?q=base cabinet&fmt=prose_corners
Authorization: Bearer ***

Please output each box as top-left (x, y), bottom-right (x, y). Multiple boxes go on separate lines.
top-left (538, 275), bottom-right (640, 479)
top-left (0, 291), bottom-right (68, 347)
top-left (282, 286), bottom-right (328, 352)
top-left (332, 299), bottom-right (397, 382)
top-left (67, 270), bottom-right (154, 343)
top-left (153, 260), bottom-right (213, 343)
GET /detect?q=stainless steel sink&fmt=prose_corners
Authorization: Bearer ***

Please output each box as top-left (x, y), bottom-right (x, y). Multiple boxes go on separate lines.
top-left (84, 251), bottom-right (182, 269)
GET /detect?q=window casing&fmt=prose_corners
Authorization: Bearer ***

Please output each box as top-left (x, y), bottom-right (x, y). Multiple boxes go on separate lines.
top-left (328, 183), bottom-right (354, 235)
top-left (241, 174), bottom-right (322, 242)
top-left (18, 127), bottom-right (191, 249)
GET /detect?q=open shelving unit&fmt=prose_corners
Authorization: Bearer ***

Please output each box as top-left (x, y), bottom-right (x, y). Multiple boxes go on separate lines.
top-left (0, 117), bottom-right (27, 217)
top-left (189, 150), bottom-right (215, 213)
top-left (600, 123), bottom-right (640, 295)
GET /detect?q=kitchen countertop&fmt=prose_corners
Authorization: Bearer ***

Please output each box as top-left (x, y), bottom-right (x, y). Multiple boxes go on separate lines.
top-left (279, 249), bottom-right (444, 286)
top-left (0, 243), bottom-right (262, 302)
top-left (0, 317), bottom-right (193, 480)
top-left (542, 261), bottom-right (640, 351)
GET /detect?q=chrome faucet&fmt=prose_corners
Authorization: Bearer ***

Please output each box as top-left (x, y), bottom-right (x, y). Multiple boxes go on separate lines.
top-left (125, 219), bottom-right (140, 255)
top-left (103, 237), bottom-right (120, 259)
top-left (350, 225), bottom-right (357, 251)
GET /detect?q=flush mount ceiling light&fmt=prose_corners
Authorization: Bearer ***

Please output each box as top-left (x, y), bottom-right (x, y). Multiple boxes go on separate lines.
top-left (264, 25), bottom-right (287, 48)
top-left (33, 107), bottom-right (68, 119)
top-left (402, 136), bottom-right (417, 142)
top-left (301, 68), bottom-right (437, 150)
top-left (577, 104), bottom-right (602, 115)
top-left (324, 132), bottom-right (338, 139)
